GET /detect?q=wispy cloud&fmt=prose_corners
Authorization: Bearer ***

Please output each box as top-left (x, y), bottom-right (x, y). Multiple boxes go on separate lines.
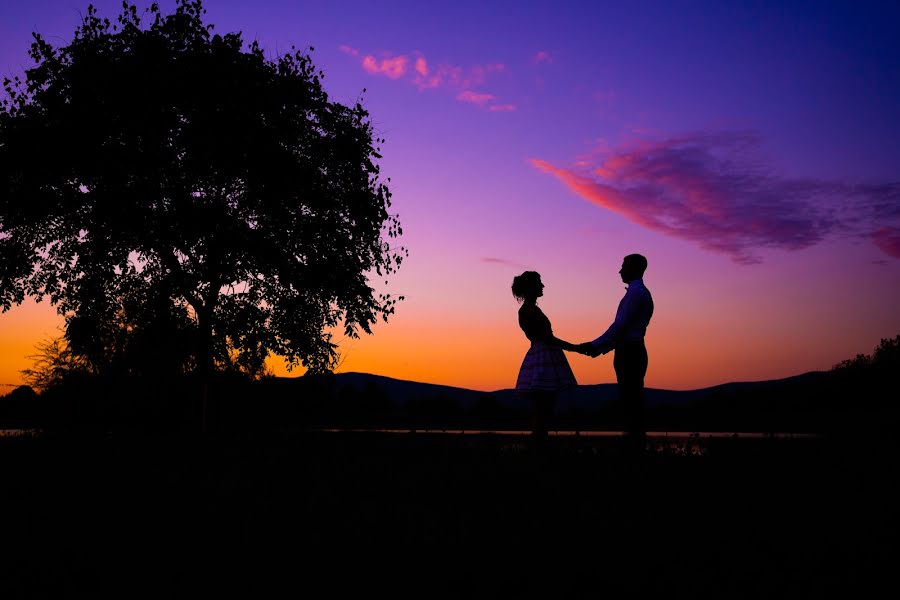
top-left (414, 56), bottom-right (428, 77)
top-left (481, 257), bottom-right (526, 268)
top-left (361, 55), bottom-right (408, 79)
top-left (340, 45), bottom-right (514, 112)
top-left (533, 50), bottom-right (553, 64)
top-left (532, 131), bottom-right (900, 263)
top-left (457, 90), bottom-right (495, 105)
top-left (873, 227), bottom-right (900, 259)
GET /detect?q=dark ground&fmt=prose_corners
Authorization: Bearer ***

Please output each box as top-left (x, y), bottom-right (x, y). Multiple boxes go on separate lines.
top-left (0, 430), bottom-right (896, 598)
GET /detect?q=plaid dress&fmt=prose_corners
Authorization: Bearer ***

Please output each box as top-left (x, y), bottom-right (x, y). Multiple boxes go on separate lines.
top-left (515, 305), bottom-right (577, 392)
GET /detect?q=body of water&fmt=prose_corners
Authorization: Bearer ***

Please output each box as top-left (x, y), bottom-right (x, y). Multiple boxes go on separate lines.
top-left (319, 428), bottom-right (821, 439)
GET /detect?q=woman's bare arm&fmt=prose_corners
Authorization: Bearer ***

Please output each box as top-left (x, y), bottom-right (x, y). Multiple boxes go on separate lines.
top-left (519, 306), bottom-right (577, 351)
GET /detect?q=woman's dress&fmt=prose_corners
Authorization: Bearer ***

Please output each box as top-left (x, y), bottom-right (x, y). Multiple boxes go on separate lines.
top-left (515, 305), bottom-right (577, 392)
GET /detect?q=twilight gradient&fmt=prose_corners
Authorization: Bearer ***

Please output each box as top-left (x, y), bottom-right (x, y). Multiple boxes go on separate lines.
top-left (1, 0), bottom-right (899, 392)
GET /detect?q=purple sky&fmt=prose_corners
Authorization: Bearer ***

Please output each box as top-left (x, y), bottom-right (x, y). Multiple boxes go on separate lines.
top-left (1, 0), bottom-right (899, 391)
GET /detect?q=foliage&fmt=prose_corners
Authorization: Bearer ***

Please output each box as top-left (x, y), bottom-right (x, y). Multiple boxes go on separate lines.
top-left (0, 385), bottom-right (38, 402)
top-left (832, 335), bottom-right (900, 377)
top-left (0, 0), bottom-right (405, 378)
top-left (830, 335), bottom-right (899, 436)
top-left (20, 336), bottom-right (95, 392)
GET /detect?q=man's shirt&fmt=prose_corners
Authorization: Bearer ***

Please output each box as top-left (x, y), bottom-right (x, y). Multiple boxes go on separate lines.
top-left (591, 278), bottom-right (653, 353)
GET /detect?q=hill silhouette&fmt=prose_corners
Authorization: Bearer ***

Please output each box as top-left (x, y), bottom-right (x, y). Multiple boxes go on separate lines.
top-left (335, 370), bottom-right (830, 411)
top-left (0, 367), bottom-right (863, 434)
top-left (2, 334), bottom-right (895, 434)
top-left (324, 370), bottom-right (837, 433)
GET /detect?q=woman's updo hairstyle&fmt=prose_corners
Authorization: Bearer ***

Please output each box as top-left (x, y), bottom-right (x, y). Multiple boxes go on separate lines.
top-left (512, 271), bottom-right (541, 302)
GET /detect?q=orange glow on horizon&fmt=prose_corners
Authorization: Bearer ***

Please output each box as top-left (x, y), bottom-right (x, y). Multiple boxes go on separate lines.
top-left (3, 247), bottom-right (898, 395)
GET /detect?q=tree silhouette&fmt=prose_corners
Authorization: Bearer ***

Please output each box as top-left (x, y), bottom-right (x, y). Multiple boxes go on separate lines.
top-left (832, 335), bottom-right (900, 376)
top-left (21, 336), bottom-right (92, 392)
top-left (0, 1), bottom-right (405, 377)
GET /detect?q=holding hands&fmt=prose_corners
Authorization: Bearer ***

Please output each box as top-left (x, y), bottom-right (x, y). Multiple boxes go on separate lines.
top-left (572, 342), bottom-right (603, 357)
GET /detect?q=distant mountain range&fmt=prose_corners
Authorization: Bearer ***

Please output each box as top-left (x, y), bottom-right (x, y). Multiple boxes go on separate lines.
top-left (330, 371), bottom-right (831, 413)
top-left (3, 335), bottom-right (893, 435)
top-left (321, 370), bottom-right (849, 432)
top-left (0, 368), bottom-right (874, 434)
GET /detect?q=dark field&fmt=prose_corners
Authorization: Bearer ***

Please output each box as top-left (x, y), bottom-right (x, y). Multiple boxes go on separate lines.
top-left (1, 431), bottom-right (896, 598)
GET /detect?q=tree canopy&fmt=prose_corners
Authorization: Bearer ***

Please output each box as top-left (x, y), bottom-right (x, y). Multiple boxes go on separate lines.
top-left (0, 1), bottom-right (405, 377)
top-left (832, 335), bottom-right (900, 378)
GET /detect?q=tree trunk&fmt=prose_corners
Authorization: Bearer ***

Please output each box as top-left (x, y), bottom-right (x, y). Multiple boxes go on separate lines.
top-left (196, 306), bottom-right (214, 434)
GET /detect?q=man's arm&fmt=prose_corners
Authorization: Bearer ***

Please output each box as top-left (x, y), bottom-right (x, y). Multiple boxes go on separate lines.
top-left (590, 288), bottom-right (638, 354)
top-left (574, 342), bottom-right (600, 356)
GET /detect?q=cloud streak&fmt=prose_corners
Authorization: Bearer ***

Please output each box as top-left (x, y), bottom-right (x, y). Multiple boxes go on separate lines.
top-left (361, 55), bottom-right (408, 79)
top-left (873, 227), bottom-right (900, 259)
top-left (457, 90), bottom-right (494, 105)
top-left (532, 131), bottom-right (900, 263)
top-left (340, 45), bottom-right (515, 112)
top-left (481, 257), bottom-right (526, 269)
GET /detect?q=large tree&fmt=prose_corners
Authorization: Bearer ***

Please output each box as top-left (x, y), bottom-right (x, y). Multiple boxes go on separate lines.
top-left (0, 1), bottom-right (404, 377)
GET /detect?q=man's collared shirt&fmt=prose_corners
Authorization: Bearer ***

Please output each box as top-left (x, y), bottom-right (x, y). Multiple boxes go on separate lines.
top-left (591, 278), bottom-right (653, 353)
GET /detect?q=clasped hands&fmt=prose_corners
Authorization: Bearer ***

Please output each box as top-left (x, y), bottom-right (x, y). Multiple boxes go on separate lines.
top-left (572, 342), bottom-right (604, 357)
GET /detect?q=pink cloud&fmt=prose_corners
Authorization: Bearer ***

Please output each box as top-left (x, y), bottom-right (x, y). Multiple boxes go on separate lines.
top-left (415, 56), bottom-right (428, 77)
top-left (532, 132), bottom-right (900, 263)
top-left (873, 227), bottom-right (900, 259)
top-left (413, 62), bottom-right (462, 90)
top-left (466, 63), bottom-right (505, 86)
top-left (342, 46), bottom-right (513, 111)
top-left (533, 50), bottom-right (553, 64)
top-left (411, 61), bottom-right (505, 91)
top-left (457, 90), bottom-right (495, 105)
top-left (361, 54), bottom-right (409, 79)
top-left (481, 257), bottom-right (526, 268)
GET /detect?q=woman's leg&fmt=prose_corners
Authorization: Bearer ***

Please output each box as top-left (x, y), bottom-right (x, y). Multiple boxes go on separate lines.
top-left (531, 391), bottom-right (556, 454)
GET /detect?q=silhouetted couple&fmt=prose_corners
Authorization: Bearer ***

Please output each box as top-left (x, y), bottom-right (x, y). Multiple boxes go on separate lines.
top-left (512, 254), bottom-right (654, 455)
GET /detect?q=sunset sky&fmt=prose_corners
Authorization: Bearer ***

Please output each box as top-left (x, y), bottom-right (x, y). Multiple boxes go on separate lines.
top-left (1, 0), bottom-right (899, 392)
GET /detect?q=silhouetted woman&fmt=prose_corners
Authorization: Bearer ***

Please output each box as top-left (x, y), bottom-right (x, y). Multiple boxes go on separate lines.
top-left (512, 271), bottom-right (577, 453)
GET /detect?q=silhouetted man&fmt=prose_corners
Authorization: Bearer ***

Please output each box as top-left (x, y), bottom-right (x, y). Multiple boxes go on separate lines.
top-left (578, 254), bottom-right (654, 451)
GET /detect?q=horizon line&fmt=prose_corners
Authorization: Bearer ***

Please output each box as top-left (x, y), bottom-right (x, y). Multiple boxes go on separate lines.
top-left (286, 369), bottom-right (829, 394)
